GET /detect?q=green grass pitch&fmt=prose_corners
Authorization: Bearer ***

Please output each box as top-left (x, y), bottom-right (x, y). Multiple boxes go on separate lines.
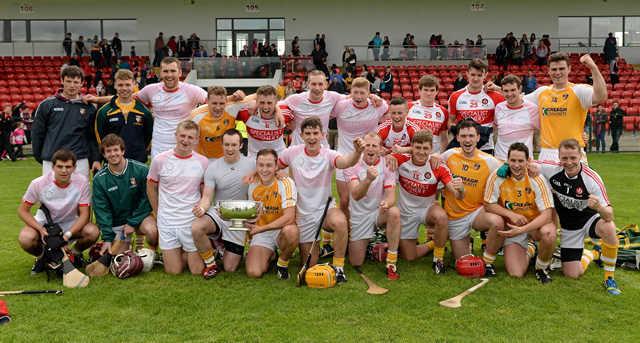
top-left (0, 155), bottom-right (639, 341)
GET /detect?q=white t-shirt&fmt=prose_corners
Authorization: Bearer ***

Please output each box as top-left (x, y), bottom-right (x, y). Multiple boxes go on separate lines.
top-left (203, 155), bottom-right (256, 203)
top-left (23, 171), bottom-right (90, 224)
top-left (280, 91), bottom-right (347, 147)
top-left (136, 82), bottom-right (207, 158)
top-left (148, 149), bottom-right (209, 228)
top-left (278, 144), bottom-right (340, 216)
top-left (343, 156), bottom-right (396, 219)
top-left (331, 98), bottom-right (388, 156)
top-left (493, 100), bottom-right (540, 161)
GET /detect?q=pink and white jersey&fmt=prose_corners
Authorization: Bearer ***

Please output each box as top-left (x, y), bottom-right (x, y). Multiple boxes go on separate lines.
top-left (393, 154), bottom-right (453, 215)
top-left (448, 87), bottom-right (505, 151)
top-left (332, 99), bottom-right (388, 156)
top-left (236, 109), bottom-right (289, 159)
top-left (407, 101), bottom-right (449, 153)
top-left (376, 119), bottom-right (421, 152)
top-left (23, 172), bottom-right (90, 224)
top-left (493, 100), bottom-right (540, 161)
top-left (343, 156), bottom-right (396, 219)
top-left (147, 149), bottom-right (209, 228)
top-left (279, 145), bottom-right (340, 216)
top-left (136, 82), bottom-right (207, 158)
top-left (280, 91), bottom-right (347, 147)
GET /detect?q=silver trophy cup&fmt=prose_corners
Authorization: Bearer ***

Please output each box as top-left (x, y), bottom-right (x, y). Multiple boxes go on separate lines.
top-left (216, 200), bottom-right (264, 231)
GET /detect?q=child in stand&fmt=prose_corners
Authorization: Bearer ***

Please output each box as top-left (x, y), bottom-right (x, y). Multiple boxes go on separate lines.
top-left (12, 122), bottom-right (27, 160)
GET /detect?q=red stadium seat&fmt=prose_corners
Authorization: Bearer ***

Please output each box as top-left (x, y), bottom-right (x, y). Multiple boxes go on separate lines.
top-left (631, 98), bottom-right (640, 107)
top-left (613, 83), bottom-right (625, 90)
top-left (618, 99), bottom-right (630, 106)
top-left (401, 84), bottom-right (412, 91)
top-left (621, 90), bottom-right (633, 98)
top-left (22, 94), bottom-right (34, 102)
top-left (623, 116), bottom-right (636, 130)
top-left (34, 94), bottom-right (47, 102)
top-left (11, 94), bottom-right (23, 102)
top-left (624, 83), bottom-right (637, 91)
top-left (609, 90), bottom-right (622, 98)
top-left (399, 78), bottom-right (410, 85)
top-left (403, 92), bottom-right (414, 101)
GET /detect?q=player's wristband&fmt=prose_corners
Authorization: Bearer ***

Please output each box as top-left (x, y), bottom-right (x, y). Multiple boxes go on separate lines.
top-left (64, 231), bottom-right (72, 239)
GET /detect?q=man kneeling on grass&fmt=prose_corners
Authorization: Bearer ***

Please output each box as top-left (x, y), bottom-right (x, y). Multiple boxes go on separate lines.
top-left (484, 142), bottom-right (556, 284)
top-left (18, 149), bottom-right (99, 274)
top-left (244, 149), bottom-right (299, 280)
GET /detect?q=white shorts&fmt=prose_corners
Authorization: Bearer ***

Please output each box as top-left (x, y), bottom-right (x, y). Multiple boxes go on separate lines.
top-left (43, 158), bottom-right (89, 181)
top-left (400, 204), bottom-right (434, 240)
top-left (150, 140), bottom-right (174, 160)
top-left (350, 211), bottom-right (380, 241)
top-left (538, 148), bottom-right (588, 164)
top-left (159, 227), bottom-right (196, 252)
top-left (335, 169), bottom-right (346, 182)
top-left (111, 225), bottom-right (133, 243)
top-left (249, 229), bottom-right (281, 252)
top-left (560, 214), bottom-right (600, 250)
top-left (504, 232), bottom-right (529, 250)
top-left (448, 207), bottom-right (483, 241)
top-left (296, 200), bottom-right (338, 243)
top-left (204, 207), bottom-right (239, 245)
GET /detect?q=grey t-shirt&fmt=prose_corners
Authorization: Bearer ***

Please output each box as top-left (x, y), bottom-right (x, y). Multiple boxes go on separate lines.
top-left (204, 156), bottom-right (255, 203)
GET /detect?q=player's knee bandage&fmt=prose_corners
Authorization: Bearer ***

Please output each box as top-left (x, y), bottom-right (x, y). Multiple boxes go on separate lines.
top-left (225, 241), bottom-right (245, 256)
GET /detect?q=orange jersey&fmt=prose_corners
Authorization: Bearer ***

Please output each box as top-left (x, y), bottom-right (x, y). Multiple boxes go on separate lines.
top-left (484, 171), bottom-right (553, 222)
top-left (442, 148), bottom-right (502, 219)
top-left (248, 177), bottom-right (297, 227)
top-left (525, 83), bottom-right (593, 149)
top-left (189, 95), bottom-right (255, 159)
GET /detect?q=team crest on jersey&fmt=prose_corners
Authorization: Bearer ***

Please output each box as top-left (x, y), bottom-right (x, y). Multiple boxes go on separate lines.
top-left (136, 115), bottom-right (142, 123)
top-left (273, 191), bottom-right (278, 198)
top-left (482, 98), bottom-right (489, 106)
top-left (525, 187), bottom-right (531, 194)
top-left (223, 119), bottom-right (229, 125)
top-left (576, 187), bottom-right (584, 196)
top-left (166, 162), bottom-right (174, 170)
top-left (401, 133), bottom-right (407, 139)
top-left (80, 108), bottom-right (86, 115)
top-left (563, 94), bottom-right (569, 100)
top-left (435, 112), bottom-right (441, 119)
top-left (45, 191), bottom-right (54, 199)
top-left (130, 178), bottom-right (137, 186)
top-left (413, 171), bottom-right (420, 180)
top-left (297, 157), bottom-right (305, 166)
top-left (424, 172), bottom-right (431, 179)
top-left (474, 163), bottom-right (481, 170)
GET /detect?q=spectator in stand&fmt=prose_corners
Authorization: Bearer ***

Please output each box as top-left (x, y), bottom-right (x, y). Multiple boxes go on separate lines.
top-left (1, 105), bottom-right (17, 162)
top-left (453, 71), bottom-right (468, 91)
top-left (319, 34), bottom-right (326, 52)
top-left (344, 71), bottom-right (354, 92)
top-left (119, 57), bottom-right (131, 70)
top-left (90, 41), bottom-right (102, 68)
top-left (382, 36), bottom-right (390, 60)
top-left (178, 46), bottom-right (188, 58)
top-left (285, 81), bottom-right (296, 98)
top-left (135, 71), bottom-right (145, 90)
top-left (366, 66), bottom-right (376, 84)
top-left (275, 79), bottom-right (286, 100)
top-left (542, 35), bottom-right (551, 55)
top-left (342, 46), bottom-right (350, 71)
top-left (524, 71), bottom-right (537, 94)
top-left (311, 44), bottom-right (327, 70)
top-left (510, 40), bottom-right (523, 66)
top-left (177, 35), bottom-right (187, 55)
top-left (291, 36), bottom-right (299, 54)
top-left (609, 56), bottom-right (619, 85)
top-left (187, 33), bottom-right (200, 53)
top-left (609, 100), bottom-right (625, 151)
top-left (313, 34), bottom-right (321, 49)
top-left (496, 40), bottom-right (508, 70)
top-left (403, 33), bottom-right (411, 53)
top-left (112, 33), bottom-right (122, 60)
top-left (153, 32), bottom-right (165, 67)
top-left (329, 68), bottom-right (343, 84)
top-left (371, 74), bottom-right (381, 94)
top-left (212, 48), bottom-right (222, 57)
top-left (430, 34), bottom-right (438, 60)
top-left (83, 61), bottom-right (95, 87)
top-left (383, 67), bottom-right (393, 95)
top-left (292, 75), bottom-right (302, 92)
top-left (12, 121), bottom-right (27, 160)
top-left (593, 104), bottom-right (608, 153)
top-left (346, 48), bottom-right (356, 74)
top-left (328, 76), bottom-right (346, 94)
top-left (165, 36), bottom-right (175, 56)
top-left (409, 35), bottom-right (417, 60)
top-left (63, 33), bottom-right (73, 57)
top-left (291, 42), bottom-right (300, 56)
top-left (196, 46), bottom-right (208, 57)
top-left (101, 39), bottom-right (113, 69)
top-left (520, 34), bottom-right (530, 60)
top-left (536, 41), bottom-right (548, 66)
top-left (14, 103), bottom-right (33, 142)
top-left (476, 34), bottom-right (484, 46)
top-left (130, 46), bottom-right (136, 57)
top-left (105, 79), bottom-right (115, 96)
top-left (529, 33), bottom-right (538, 61)
top-left (96, 80), bottom-right (104, 95)
top-left (371, 32), bottom-right (383, 60)
top-left (604, 33), bottom-right (618, 64)
top-left (75, 36), bottom-right (89, 57)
